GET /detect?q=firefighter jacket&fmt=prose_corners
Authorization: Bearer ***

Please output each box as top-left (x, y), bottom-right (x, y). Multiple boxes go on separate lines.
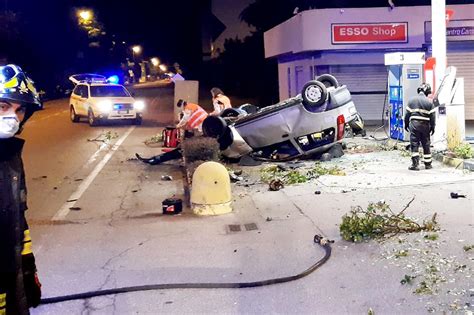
top-left (404, 93), bottom-right (436, 131)
top-left (177, 103), bottom-right (208, 132)
top-left (0, 137), bottom-right (30, 314)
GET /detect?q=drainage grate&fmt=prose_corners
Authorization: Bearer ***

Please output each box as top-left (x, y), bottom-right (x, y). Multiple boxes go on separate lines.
top-left (228, 224), bottom-right (241, 232)
top-left (244, 223), bottom-right (258, 231)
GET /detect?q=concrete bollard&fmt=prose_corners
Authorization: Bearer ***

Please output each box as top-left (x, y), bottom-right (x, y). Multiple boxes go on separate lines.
top-left (191, 161), bottom-right (232, 216)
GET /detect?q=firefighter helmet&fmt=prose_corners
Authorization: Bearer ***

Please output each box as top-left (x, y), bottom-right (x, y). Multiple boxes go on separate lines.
top-left (191, 161), bottom-right (232, 216)
top-left (0, 64), bottom-right (42, 110)
top-left (417, 83), bottom-right (432, 96)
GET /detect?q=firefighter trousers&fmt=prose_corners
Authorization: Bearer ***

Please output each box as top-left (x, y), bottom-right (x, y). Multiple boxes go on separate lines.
top-left (409, 120), bottom-right (432, 165)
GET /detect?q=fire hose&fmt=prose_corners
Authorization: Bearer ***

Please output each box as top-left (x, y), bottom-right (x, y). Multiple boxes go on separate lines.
top-left (40, 235), bottom-right (333, 305)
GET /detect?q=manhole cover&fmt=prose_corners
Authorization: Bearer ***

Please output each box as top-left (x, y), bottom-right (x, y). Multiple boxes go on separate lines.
top-left (244, 223), bottom-right (258, 231)
top-left (228, 224), bottom-right (241, 232)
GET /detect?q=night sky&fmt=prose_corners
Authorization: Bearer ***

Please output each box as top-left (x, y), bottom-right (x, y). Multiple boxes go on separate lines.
top-left (3, 0), bottom-right (474, 92)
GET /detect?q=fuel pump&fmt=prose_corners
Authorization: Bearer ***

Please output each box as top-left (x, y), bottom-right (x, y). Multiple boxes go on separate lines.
top-left (384, 52), bottom-right (425, 141)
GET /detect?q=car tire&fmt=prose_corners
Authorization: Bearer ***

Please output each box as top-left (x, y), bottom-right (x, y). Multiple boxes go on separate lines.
top-left (70, 106), bottom-right (79, 123)
top-left (88, 109), bottom-right (99, 127)
top-left (302, 80), bottom-right (328, 108)
top-left (202, 116), bottom-right (227, 138)
top-left (316, 74), bottom-right (339, 88)
top-left (134, 117), bottom-right (142, 125)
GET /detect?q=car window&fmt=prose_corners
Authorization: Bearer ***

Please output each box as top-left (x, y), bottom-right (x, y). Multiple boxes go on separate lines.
top-left (73, 85), bottom-right (81, 96)
top-left (90, 86), bottom-right (130, 97)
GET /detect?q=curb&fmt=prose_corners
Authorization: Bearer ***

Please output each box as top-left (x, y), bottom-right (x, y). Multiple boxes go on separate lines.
top-left (433, 152), bottom-right (474, 171)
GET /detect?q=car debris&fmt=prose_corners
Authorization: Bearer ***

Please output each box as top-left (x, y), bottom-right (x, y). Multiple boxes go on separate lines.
top-left (450, 192), bottom-right (467, 199)
top-left (269, 179), bottom-right (284, 191)
top-left (161, 175), bottom-right (173, 181)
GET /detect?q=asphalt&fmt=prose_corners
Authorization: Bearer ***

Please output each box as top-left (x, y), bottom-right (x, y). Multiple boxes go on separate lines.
top-left (14, 88), bottom-right (474, 314)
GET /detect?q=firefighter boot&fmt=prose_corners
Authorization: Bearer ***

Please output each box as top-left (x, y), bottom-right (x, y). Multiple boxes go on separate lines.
top-left (409, 156), bottom-right (420, 171)
top-left (425, 162), bottom-right (433, 170)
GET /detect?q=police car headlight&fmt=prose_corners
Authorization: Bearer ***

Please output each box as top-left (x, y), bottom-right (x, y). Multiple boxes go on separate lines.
top-left (98, 100), bottom-right (113, 113)
top-left (133, 101), bottom-right (145, 111)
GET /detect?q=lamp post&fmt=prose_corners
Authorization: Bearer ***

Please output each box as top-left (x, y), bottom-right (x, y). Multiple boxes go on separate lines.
top-left (132, 45), bottom-right (142, 62)
top-left (431, 0), bottom-right (447, 88)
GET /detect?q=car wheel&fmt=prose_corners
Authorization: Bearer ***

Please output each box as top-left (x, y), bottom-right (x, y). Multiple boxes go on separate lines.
top-left (133, 117), bottom-right (142, 125)
top-left (88, 110), bottom-right (98, 126)
top-left (316, 74), bottom-right (339, 88)
top-left (202, 116), bottom-right (227, 138)
top-left (302, 80), bottom-right (327, 108)
top-left (70, 106), bottom-right (79, 123)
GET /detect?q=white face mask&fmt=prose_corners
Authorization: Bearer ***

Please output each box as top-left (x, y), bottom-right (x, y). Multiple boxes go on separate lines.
top-left (0, 114), bottom-right (20, 138)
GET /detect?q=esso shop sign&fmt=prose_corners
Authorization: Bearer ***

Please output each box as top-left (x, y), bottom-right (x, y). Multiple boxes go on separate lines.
top-left (332, 23), bottom-right (408, 44)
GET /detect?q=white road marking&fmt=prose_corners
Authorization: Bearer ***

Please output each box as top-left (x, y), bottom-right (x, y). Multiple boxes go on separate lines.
top-left (51, 126), bottom-right (136, 221)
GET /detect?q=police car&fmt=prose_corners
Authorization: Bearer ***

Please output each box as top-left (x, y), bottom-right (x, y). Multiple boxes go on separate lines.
top-left (68, 74), bottom-right (144, 126)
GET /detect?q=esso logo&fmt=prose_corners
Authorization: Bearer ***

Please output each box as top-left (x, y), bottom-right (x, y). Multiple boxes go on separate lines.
top-left (340, 27), bottom-right (370, 36)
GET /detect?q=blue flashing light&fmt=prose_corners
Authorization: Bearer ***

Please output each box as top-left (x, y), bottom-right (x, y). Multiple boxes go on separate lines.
top-left (107, 75), bottom-right (120, 84)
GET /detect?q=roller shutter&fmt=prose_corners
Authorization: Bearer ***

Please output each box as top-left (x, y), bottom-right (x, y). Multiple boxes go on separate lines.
top-left (328, 65), bottom-right (388, 122)
top-left (447, 49), bottom-right (474, 120)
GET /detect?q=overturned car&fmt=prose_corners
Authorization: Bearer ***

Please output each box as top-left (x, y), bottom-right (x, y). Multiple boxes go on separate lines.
top-left (202, 74), bottom-right (363, 161)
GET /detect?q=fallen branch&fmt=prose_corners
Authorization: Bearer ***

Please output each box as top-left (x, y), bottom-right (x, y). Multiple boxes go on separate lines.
top-left (340, 198), bottom-right (439, 242)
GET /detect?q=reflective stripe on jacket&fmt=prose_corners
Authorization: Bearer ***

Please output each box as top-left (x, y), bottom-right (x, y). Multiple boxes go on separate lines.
top-left (404, 93), bottom-right (436, 129)
top-left (185, 103), bottom-right (208, 130)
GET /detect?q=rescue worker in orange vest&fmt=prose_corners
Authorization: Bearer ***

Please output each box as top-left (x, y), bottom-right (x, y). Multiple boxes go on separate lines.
top-left (135, 100), bottom-right (208, 165)
top-left (209, 87), bottom-right (232, 116)
top-left (1, 65), bottom-right (42, 315)
top-left (175, 99), bottom-right (208, 132)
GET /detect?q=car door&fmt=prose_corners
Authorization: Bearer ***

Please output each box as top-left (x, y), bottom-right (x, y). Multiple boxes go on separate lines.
top-left (75, 85), bottom-right (88, 115)
top-left (71, 85), bottom-right (82, 114)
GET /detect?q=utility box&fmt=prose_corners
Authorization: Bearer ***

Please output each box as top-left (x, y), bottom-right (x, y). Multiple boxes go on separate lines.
top-left (384, 52), bottom-right (425, 141)
top-left (174, 80), bottom-right (199, 123)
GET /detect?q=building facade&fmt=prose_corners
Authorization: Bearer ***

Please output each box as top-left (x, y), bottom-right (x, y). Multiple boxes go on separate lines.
top-left (264, 5), bottom-right (474, 122)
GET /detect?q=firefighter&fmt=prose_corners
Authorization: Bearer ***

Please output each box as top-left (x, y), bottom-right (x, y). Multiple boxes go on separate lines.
top-left (404, 83), bottom-right (436, 171)
top-left (0, 64), bottom-right (43, 314)
top-left (136, 99), bottom-right (208, 165)
top-left (209, 87), bottom-right (232, 116)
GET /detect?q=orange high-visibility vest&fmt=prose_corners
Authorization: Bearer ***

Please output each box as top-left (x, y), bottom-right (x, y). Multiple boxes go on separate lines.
top-left (185, 103), bottom-right (208, 130)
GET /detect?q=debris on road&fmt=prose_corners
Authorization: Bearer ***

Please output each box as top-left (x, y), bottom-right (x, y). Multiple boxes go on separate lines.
top-left (144, 133), bottom-right (163, 147)
top-left (314, 190), bottom-right (322, 195)
top-left (87, 130), bottom-right (119, 144)
top-left (339, 198), bottom-right (439, 242)
top-left (69, 207), bottom-right (81, 211)
top-left (269, 179), bottom-right (284, 191)
top-left (450, 192), bottom-right (467, 199)
top-left (161, 175), bottom-right (173, 181)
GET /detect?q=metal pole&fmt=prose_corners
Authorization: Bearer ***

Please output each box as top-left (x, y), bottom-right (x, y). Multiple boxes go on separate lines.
top-left (431, 0), bottom-right (447, 89)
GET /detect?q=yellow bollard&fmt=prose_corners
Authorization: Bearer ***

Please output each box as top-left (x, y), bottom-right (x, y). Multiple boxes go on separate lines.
top-left (191, 161), bottom-right (232, 216)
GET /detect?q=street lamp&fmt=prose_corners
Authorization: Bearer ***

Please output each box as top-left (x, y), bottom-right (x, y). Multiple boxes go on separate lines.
top-left (159, 64), bottom-right (167, 72)
top-left (151, 58), bottom-right (160, 67)
top-left (132, 45), bottom-right (142, 54)
top-left (78, 10), bottom-right (93, 22)
top-left (131, 45), bottom-right (142, 62)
